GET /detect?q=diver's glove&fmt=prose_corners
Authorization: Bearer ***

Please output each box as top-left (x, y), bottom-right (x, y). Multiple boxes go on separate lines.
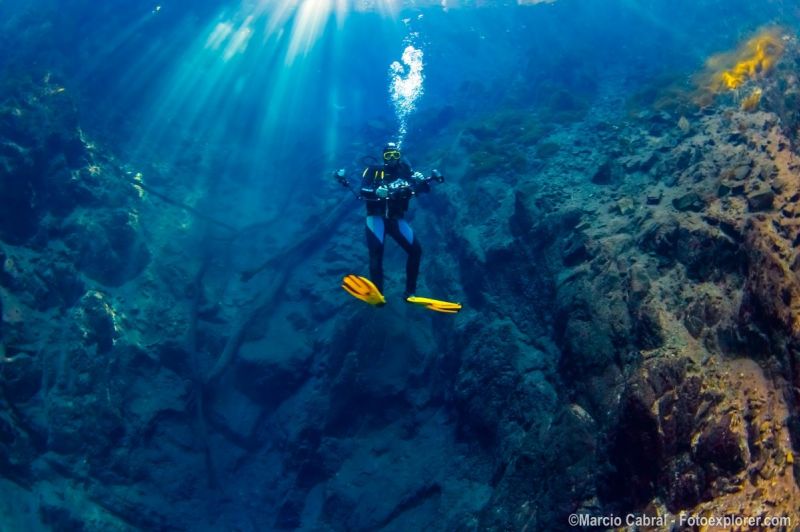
top-left (334, 168), bottom-right (349, 187)
top-left (431, 169), bottom-right (444, 183)
top-left (376, 185), bottom-right (389, 199)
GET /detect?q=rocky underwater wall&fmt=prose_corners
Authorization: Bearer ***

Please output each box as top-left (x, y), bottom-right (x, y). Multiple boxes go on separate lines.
top-left (448, 28), bottom-right (800, 528)
top-left (4, 6), bottom-right (800, 532)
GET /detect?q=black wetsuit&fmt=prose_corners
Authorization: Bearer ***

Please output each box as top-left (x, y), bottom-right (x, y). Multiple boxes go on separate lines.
top-left (359, 162), bottom-right (430, 295)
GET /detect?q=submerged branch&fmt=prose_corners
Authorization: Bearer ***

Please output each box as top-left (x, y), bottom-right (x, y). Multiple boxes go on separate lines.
top-left (123, 175), bottom-right (239, 232)
top-left (205, 199), bottom-right (352, 387)
top-left (186, 250), bottom-right (218, 489)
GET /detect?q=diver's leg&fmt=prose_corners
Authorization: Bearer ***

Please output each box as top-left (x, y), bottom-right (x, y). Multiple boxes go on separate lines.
top-left (366, 216), bottom-right (386, 292)
top-left (386, 219), bottom-right (422, 296)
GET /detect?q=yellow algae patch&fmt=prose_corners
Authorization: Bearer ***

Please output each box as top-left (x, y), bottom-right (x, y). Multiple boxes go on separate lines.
top-left (740, 88), bottom-right (762, 112)
top-left (711, 29), bottom-right (784, 91)
top-left (695, 27), bottom-right (785, 106)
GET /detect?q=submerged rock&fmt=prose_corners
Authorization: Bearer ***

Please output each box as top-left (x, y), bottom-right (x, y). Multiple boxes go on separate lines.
top-left (591, 160), bottom-right (620, 185)
top-left (664, 454), bottom-right (705, 510)
top-left (693, 412), bottom-right (749, 474)
top-left (746, 189), bottom-right (774, 211)
top-left (602, 357), bottom-right (705, 510)
top-left (0, 353), bottom-right (41, 403)
top-left (632, 297), bottom-right (666, 349)
top-left (684, 292), bottom-right (724, 339)
top-left (562, 232), bottom-right (592, 266)
top-left (730, 164), bottom-right (751, 181)
top-left (0, 81), bottom-right (89, 244)
top-left (646, 189), bottom-right (662, 205)
top-left (621, 152), bottom-right (659, 173)
top-left (672, 192), bottom-right (705, 212)
top-left (615, 197), bottom-right (635, 215)
top-left (74, 290), bottom-right (119, 353)
top-left (639, 216), bottom-right (744, 280)
top-left (717, 180), bottom-right (745, 197)
top-left (66, 209), bottom-right (150, 286)
top-left (233, 341), bottom-right (312, 407)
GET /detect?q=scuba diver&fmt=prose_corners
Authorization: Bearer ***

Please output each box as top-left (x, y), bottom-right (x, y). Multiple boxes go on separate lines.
top-left (334, 142), bottom-right (461, 313)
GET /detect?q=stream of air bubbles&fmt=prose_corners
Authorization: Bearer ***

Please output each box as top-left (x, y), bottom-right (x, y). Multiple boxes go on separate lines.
top-left (389, 43), bottom-right (425, 147)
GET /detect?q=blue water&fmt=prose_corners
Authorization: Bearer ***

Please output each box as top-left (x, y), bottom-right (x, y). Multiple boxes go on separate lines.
top-left (1, 0), bottom-right (800, 530)
top-left (46, 0), bottom-right (793, 199)
top-left (13, 1), bottom-right (786, 179)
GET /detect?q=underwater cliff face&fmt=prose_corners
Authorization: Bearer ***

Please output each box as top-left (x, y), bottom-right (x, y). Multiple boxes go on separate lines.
top-left (3, 0), bottom-right (800, 530)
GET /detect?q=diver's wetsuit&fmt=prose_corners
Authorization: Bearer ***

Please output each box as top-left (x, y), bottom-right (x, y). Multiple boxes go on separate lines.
top-left (360, 162), bottom-right (429, 295)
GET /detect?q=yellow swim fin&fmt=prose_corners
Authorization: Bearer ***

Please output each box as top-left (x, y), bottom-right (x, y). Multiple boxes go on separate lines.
top-left (406, 296), bottom-right (462, 314)
top-left (342, 274), bottom-right (386, 306)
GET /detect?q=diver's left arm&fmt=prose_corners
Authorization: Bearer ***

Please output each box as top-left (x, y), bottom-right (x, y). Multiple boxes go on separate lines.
top-left (410, 169), bottom-right (444, 195)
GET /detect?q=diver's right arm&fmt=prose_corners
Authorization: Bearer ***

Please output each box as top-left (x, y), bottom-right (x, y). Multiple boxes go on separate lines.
top-left (334, 168), bottom-right (389, 201)
top-left (334, 168), bottom-right (350, 187)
